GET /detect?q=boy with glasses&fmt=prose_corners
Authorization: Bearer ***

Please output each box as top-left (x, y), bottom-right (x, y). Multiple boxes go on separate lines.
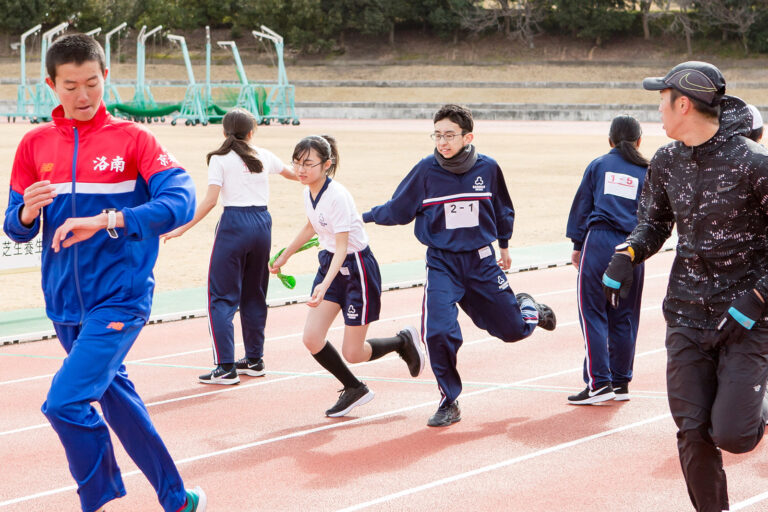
top-left (363, 104), bottom-right (556, 427)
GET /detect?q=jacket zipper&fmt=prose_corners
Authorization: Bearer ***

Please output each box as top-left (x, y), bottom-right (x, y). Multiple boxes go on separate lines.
top-left (688, 149), bottom-right (714, 310)
top-left (71, 127), bottom-right (86, 325)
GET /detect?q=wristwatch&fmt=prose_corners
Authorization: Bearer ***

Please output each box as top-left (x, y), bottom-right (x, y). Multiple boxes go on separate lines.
top-left (102, 208), bottom-right (118, 239)
top-left (615, 242), bottom-right (634, 261)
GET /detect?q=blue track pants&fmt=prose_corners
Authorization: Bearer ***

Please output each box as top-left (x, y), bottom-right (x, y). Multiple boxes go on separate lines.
top-left (207, 206), bottom-right (272, 364)
top-left (423, 246), bottom-right (537, 406)
top-left (577, 227), bottom-right (644, 390)
top-left (45, 310), bottom-right (186, 512)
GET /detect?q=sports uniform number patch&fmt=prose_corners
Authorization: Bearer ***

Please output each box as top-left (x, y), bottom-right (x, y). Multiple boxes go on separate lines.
top-left (604, 172), bottom-right (639, 200)
top-left (444, 200), bottom-right (480, 229)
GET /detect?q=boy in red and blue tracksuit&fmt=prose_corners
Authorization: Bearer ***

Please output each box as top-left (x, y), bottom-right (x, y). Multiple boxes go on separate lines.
top-left (363, 104), bottom-right (556, 427)
top-left (3, 34), bottom-right (205, 512)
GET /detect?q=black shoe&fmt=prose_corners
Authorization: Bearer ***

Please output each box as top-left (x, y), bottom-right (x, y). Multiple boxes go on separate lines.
top-left (325, 382), bottom-right (375, 417)
top-left (199, 365), bottom-right (240, 385)
top-left (397, 325), bottom-right (425, 377)
top-left (567, 384), bottom-right (615, 405)
top-left (235, 357), bottom-right (265, 377)
top-left (613, 383), bottom-right (630, 401)
top-left (427, 400), bottom-right (461, 427)
top-left (515, 292), bottom-right (556, 331)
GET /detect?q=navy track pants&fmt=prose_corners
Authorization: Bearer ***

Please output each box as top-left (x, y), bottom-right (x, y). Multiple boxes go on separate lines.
top-left (423, 246), bottom-right (537, 406)
top-left (577, 227), bottom-right (643, 390)
top-left (207, 206), bottom-right (272, 364)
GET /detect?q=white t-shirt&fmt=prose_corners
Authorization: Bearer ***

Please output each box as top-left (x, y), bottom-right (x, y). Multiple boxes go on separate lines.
top-left (304, 178), bottom-right (369, 254)
top-left (207, 146), bottom-right (285, 206)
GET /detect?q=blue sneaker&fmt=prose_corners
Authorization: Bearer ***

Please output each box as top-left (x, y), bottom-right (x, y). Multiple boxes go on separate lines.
top-left (179, 487), bottom-right (207, 512)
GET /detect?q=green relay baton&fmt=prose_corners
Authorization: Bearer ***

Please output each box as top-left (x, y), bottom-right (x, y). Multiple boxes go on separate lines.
top-left (269, 237), bottom-right (320, 289)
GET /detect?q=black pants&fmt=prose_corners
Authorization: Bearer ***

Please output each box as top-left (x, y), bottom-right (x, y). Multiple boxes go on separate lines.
top-left (666, 326), bottom-right (768, 512)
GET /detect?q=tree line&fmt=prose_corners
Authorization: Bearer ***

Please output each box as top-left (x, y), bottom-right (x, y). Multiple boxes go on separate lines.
top-left (4, 0), bottom-right (768, 55)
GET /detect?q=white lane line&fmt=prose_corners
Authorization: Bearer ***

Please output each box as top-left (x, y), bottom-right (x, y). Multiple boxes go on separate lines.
top-left (732, 490), bottom-right (768, 510)
top-left (334, 413), bottom-right (672, 512)
top-left (0, 372), bottom-right (56, 386)
top-left (0, 312), bottom-right (422, 386)
top-left (0, 269), bottom-right (672, 387)
top-left (0, 373), bottom-right (671, 508)
top-left (0, 483), bottom-right (78, 508)
top-left (532, 271), bottom-right (670, 298)
top-left (0, 277), bottom-right (674, 506)
top-left (0, 304), bottom-right (665, 438)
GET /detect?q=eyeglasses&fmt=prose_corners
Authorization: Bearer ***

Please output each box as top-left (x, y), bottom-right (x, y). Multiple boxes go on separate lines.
top-left (430, 132), bottom-right (467, 142)
top-left (292, 161), bottom-right (324, 170)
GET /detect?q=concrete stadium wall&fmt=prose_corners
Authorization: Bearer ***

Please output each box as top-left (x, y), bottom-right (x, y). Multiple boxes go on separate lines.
top-left (0, 99), bottom-right (662, 122)
top-left (293, 101), bottom-right (662, 121)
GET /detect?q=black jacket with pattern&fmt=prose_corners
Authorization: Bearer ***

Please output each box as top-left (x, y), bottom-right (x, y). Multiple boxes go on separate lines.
top-left (627, 96), bottom-right (768, 329)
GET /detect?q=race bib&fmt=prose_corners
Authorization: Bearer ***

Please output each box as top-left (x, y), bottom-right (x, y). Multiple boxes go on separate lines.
top-left (444, 200), bottom-right (479, 229)
top-left (604, 172), bottom-right (639, 200)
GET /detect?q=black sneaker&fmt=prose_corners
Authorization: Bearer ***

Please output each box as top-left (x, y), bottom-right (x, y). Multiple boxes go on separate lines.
top-left (567, 384), bottom-right (615, 405)
top-left (515, 292), bottom-right (556, 331)
top-left (613, 383), bottom-right (630, 401)
top-left (397, 325), bottom-right (425, 377)
top-left (325, 382), bottom-right (375, 417)
top-left (427, 400), bottom-right (461, 427)
top-left (198, 365), bottom-right (240, 385)
top-left (235, 357), bottom-right (265, 377)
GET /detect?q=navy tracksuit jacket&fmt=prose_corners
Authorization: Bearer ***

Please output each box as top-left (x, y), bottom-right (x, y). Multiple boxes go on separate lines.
top-left (363, 152), bottom-right (537, 406)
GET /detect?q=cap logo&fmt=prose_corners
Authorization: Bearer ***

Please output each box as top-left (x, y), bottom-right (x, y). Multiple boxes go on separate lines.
top-left (668, 70), bottom-right (716, 93)
top-left (678, 72), bottom-right (716, 92)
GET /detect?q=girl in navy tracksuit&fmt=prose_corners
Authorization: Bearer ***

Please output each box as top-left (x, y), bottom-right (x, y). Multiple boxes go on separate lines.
top-left (162, 108), bottom-right (296, 385)
top-left (565, 114), bottom-right (649, 405)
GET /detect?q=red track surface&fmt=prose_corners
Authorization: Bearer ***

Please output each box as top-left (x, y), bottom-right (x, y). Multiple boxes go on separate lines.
top-left (2, 251), bottom-right (767, 511)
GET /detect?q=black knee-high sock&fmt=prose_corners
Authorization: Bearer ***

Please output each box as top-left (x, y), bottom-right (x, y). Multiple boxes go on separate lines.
top-left (312, 342), bottom-right (361, 389)
top-left (368, 333), bottom-right (405, 361)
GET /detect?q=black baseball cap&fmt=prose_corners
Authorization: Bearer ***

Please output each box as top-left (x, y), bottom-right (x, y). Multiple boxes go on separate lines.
top-left (642, 61), bottom-right (726, 106)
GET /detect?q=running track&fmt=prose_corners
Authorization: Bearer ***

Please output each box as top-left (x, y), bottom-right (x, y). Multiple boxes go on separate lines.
top-left (1, 251), bottom-right (767, 511)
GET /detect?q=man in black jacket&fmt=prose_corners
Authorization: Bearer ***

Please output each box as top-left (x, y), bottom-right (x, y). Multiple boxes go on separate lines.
top-left (602, 61), bottom-right (768, 512)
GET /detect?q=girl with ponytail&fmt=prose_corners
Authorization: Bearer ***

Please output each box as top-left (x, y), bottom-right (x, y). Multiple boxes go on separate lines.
top-left (163, 108), bottom-right (297, 384)
top-left (269, 135), bottom-right (424, 418)
top-left (565, 114), bottom-right (649, 405)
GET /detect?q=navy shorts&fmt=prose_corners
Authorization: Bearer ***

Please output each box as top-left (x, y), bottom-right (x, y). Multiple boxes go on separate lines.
top-left (312, 246), bottom-right (382, 326)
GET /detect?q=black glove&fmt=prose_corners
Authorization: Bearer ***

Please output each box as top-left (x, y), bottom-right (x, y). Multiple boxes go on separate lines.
top-left (602, 253), bottom-right (634, 309)
top-left (716, 291), bottom-right (765, 346)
